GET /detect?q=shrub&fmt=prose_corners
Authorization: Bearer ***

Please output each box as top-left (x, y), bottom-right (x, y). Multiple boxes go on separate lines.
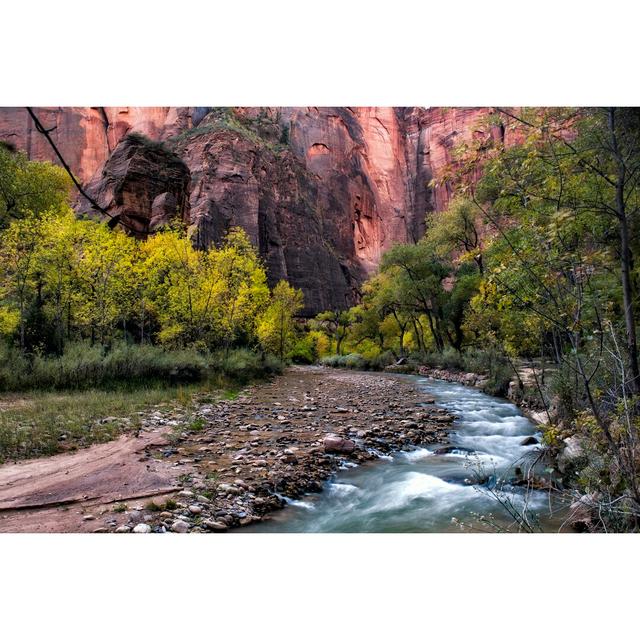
top-left (288, 335), bottom-right (317, 364)
top-left (342, 353), bottom-right (366, 369)
top-left (319, 353), bottom-right (367, 370)
top-left (207, 348), bottom-right (283, 384)
top-left (462, 347), bottom-right (495, 374)
top-left (320, 354), bottom-right (343, 368)
top-left (369, 351), bottom-right (396, 370)
top-left (418, 347), bottom-right (463, 370)
top-left (484, 362), bottom-right (513, 397)
top-left (0, 342), bottom-right (282, 392)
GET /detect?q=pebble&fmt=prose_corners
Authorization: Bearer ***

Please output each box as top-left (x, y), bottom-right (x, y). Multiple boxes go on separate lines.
top-left (171, 520), bottom-right (190, 533)
top-left (115, 525), bottom-right (131, 533)
top-left (136, 369), bottom-right (452, 535)
top-left (132, 523), bottom-right (152, 533)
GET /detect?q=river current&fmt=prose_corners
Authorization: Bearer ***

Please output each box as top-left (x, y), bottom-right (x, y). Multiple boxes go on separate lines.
top-left (247, 375), bottom-right (563, 532)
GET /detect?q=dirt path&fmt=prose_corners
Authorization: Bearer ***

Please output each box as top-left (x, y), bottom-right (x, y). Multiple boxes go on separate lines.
top-left (0, 425), bottom-right (191, 532)
top-left (0, 366), bottom-right (453, 533)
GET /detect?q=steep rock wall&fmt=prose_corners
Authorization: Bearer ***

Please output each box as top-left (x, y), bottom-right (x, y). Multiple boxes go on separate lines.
top-left (0, 106), bottom-right (498, 313)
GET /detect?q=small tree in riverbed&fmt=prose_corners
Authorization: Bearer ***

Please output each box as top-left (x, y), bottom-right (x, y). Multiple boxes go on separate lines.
top-left (257, 280), bottom-right (304, 360)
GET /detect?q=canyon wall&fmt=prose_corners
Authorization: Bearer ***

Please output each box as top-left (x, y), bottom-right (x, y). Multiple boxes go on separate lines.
top-left (0, 106), bottom-right (499, 313)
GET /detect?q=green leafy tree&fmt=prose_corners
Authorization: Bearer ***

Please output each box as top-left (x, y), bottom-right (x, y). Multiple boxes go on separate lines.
top-left (0, 144), bottom-right (71, 227)
top-left (257, 280), bottom-right (304, 360)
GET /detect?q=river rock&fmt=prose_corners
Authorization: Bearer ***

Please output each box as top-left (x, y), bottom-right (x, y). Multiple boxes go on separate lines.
top-left (323, 434), bottom-right (356, 454)
top-left (557, 436), bottom-right (584, 472)
top-left (520, 436), bottom-right (539, 446)
top-left (203, 519), bottom-right (228, 532)
top-left (171, 520), bottom-right (190, 533)
top-left (434, 445), bottom-right (476, 455)
top-left (132, 523), bottom-right (152, 533)
top-left (281, 452), bottom-right (298, 464)
top-left (568, 493), bottom-right (598, 531)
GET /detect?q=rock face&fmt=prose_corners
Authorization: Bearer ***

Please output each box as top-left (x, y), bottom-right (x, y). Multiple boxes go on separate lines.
top-left (0, 107), bottom-right (190, 183)
top-left (80, 133), bottom-right (191, 237)
top-left (0, 106), bottom-right (500, 313)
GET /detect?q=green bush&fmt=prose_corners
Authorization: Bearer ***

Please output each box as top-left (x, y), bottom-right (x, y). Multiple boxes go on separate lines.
top-left (207, 348), bottom-right (283, 384)
top-left (287, 336), bottom-right (317, 364)
top-left (320, 354), bottom-right (344, 368)
top-left (466, 347), bottom-right (513, 397)
top-left (342, 353), bottom-right (366, 369)
top-left (418, 347), bottom-right (463, 370)
top-left (484, 363), bottom-right (513, 397)
top-left (369, 351), bottom-right (396, 370)
top-left (319, 353), bottom-right (370, 370)
top-left (0, 342), bottom-right (282, 392)
top-left (462, 347), bottom-right (495, 374)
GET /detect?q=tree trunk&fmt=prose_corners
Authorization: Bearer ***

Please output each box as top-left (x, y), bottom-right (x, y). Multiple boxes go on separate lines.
top-left (618, 212), bottom-right (639, 394)
top-left (610, 108), bottom-right (640, 395)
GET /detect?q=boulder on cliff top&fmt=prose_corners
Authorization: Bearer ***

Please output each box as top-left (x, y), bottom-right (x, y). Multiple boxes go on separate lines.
top-left (80, 132), bottom-right (191, 237)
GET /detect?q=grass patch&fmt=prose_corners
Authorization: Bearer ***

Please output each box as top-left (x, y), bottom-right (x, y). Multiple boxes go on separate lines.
top-left (169, 109), bottom-right (288, 152)
top-left (0, 342), bottom-right (207, 392)
top-left (187, 417), bottom-right (206, 433)
top-left (0, 384), bottom-right (202, 463)
top-left (0, 343), bottom-right (283, 393)
top-left (0, 343), bottom-right (283, 462)
top-left (320, 351), bottom-right (396, 371)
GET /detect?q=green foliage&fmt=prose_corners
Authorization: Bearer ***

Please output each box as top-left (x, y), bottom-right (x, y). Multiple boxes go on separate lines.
top-left (0, 342), bottom-right (204, 391)
top-left (207, 348), bottom-right (283, 384)
top-left (320, 353), bottom-right (366, 369)
top-left (0, 384), bottom-right (192, 462)
top-left (0, 144), bottom-right (71, 227)
top-left (320, 350), bottom-right (396, 371)
top-left (124, 132), bottom-right (173, 156)
top-left (0, 150), bottom-right (303, 395)
top-left (0, 190), bottom-right (302, 360)
top-left (170, 108), bottom-right (287, 152)
top-left (1, 343), bottom-right (285, 393)
top-left (418, 347), bottom-right (464, 370)
top-left (256, 280), bottom-right (304, 360)
top-left (288, 334), bottom-right (317, 364)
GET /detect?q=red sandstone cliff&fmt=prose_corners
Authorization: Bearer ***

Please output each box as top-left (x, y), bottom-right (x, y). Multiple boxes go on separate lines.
top-left (0, 106), bottom-right (498, 313)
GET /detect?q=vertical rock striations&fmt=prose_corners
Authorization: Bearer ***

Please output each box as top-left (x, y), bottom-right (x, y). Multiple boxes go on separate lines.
top-left (80, 133), bottom-right (191, 237)
top-left (0, 106), bottom-right (499, 313)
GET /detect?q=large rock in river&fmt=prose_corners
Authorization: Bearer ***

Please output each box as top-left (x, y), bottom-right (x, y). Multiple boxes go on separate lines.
top-left (324, 434), bottom-right (356, 454)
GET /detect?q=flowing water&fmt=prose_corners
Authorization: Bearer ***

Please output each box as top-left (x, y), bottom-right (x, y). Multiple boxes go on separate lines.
top-left (248, 376), bottom-right (564, 532)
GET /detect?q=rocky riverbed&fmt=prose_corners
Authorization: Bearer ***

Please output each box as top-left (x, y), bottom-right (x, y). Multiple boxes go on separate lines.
top-left (0, 367), bottom-right (453, 533)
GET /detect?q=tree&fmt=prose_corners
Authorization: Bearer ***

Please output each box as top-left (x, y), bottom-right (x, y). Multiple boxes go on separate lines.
top-left (0, 213), bottom-right (44, 350)
top-left (316, 309), bottom-right (354, 355)
top-left (425, 196), bottom-right (486, 274)
top-left (257, 280), bottom-right (304, 360)
top-left (213, 228), bottom-right (270, 352)
top-left (0, 144), bottom-right (70, 228)
top-left (381, 242), bottom-right (451, 352)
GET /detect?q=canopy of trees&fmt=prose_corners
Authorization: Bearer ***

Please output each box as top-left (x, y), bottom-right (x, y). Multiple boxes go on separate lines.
top-left (0, 144), bottom-right (302, 359)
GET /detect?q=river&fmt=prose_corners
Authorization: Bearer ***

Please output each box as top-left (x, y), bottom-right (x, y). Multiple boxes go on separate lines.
top-left (247, 375), bottom-right (563, 532)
